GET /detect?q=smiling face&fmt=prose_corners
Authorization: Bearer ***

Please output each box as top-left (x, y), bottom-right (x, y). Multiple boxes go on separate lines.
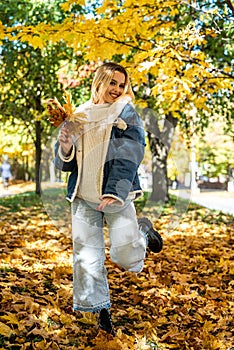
top-left (98, 71), bottom-right (126, 104)
top-left (91, 62), bottom-right (135, 104)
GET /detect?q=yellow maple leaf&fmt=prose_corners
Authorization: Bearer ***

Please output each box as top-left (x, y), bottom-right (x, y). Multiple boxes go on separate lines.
top-left (0, 313), bottom-right (19, 326)
top-left (60, 0), bottom-right (85, 12)
top-left (60, 313), bottom-right (73, 326)
top-left (62, 90), bottom-right (76, 116)
top-left (30, 35), bottom-right (43, 49)
top-left (0, 322), bottom-right (14, 337)
top-left (78, 312), bottom-right (97, 325)
top-left (47, 90), bottom-right (88, 128)
top-left (32, 339), bottom-right (48, 350)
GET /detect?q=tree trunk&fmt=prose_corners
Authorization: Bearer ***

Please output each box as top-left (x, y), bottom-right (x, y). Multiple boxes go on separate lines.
top-left (149, 133), bottom-right (169, 202)
top-left (143, 109), bottom-right (178, 202)
top-left (35, 120), bottom-right (42, 195)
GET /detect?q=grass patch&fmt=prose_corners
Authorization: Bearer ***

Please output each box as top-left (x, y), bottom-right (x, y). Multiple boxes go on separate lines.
top-left (0, 191), bottom-right (43, 214)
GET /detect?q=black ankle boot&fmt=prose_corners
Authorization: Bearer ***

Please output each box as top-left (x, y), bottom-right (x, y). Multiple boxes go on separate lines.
top-left (98, 308), bottom-right (115, 335)
top-left (138, 217), bottom-right (163, 253)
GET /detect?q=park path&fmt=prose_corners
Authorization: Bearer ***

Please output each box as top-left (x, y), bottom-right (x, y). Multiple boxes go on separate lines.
top-left (173, 188), bottom-right (234, 216)
top-left (0, 181), bottom-right (35, 198)
top-left (1, 181), bottom-right (234, 216)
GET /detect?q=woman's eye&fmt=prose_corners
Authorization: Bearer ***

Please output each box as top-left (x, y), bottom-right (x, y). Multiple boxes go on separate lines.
top-left (110, 81), bottom-right (116, 86)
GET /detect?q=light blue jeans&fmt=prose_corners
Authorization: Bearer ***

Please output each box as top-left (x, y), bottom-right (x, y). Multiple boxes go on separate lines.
top-left (71, 198), bottom-right (146, 312)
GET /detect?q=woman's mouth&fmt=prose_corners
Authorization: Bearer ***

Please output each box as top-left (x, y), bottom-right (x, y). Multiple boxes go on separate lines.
top-left (110, 93), bottom-right (119, 99)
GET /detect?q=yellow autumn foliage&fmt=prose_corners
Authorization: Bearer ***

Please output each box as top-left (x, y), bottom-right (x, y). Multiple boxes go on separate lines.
top-left (0, 0), bottom-right (233, 120)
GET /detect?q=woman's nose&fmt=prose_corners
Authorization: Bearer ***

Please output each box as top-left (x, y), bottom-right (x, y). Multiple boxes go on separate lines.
top-left (114, 85), bottom-right (121, 92)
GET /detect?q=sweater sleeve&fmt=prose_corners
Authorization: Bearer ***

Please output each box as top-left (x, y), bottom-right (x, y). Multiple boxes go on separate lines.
top-left (101, 104), bottom-right (145, 202)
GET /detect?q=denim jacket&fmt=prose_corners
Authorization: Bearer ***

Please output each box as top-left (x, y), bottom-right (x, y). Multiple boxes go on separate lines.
top-left (54, 103), bottom-right (146, 204)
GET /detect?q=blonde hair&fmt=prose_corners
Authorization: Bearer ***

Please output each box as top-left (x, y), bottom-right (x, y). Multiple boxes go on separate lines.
top-left (91, 62), bottom-right (135, 104)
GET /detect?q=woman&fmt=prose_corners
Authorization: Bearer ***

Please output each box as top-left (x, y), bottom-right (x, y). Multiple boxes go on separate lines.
top-left (54, 62), bottom-right (163, 334)
top-left (1, 159), bottom-right (12, 189)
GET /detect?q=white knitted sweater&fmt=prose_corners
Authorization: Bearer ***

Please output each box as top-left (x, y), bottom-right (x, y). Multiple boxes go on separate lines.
top-left (72, 95), bottom-right (132, 204)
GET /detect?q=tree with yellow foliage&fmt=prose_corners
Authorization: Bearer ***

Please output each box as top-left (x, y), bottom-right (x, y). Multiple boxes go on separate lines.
top-left (0, 0), bottom-right (233, 200)
top-left (0, 0), bottom-right (85, 194)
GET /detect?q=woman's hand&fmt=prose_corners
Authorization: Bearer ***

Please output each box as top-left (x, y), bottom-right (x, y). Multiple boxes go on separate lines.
top-left (96, 197), bottom-right (119, 211)
top-left (59, 123), bottom-right (73, 155)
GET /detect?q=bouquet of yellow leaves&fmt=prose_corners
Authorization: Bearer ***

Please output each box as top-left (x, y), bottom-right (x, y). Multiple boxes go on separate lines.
top-left (47, 90), bottom-right (87, 131)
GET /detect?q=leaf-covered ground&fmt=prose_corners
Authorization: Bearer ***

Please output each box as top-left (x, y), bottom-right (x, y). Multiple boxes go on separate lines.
top-left (0, 189), bottom-right (233, 350)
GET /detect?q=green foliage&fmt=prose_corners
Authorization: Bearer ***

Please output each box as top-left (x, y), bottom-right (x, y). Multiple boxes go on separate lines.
top-left (196, 0), bottom-right (234, 140)
top-left (0, 191), bottom-right (42, 214)
top-left (0, 0), bottom-right (82, 129)
top-left (1, 0), bottom-right (67, 25)
top-left (198, 138), bottom-right (234, 178)
top-left (0, 0), bottom-right (86, 189)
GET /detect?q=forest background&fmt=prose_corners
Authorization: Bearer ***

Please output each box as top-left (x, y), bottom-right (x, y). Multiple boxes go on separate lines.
top-left (0, 0), bottom-right (233, 202)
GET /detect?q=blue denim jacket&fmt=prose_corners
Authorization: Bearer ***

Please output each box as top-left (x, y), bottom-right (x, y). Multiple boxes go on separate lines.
top-left (54, 103), bottom-right (146, 203)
